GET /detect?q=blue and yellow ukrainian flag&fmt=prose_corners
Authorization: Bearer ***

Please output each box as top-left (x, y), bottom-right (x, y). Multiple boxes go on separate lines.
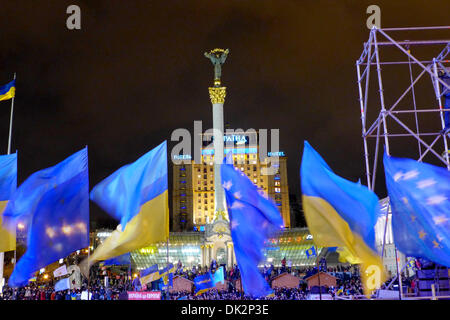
top-left (0, 152), bottom-right (17, 252)
top-left (300, 141), bottom-right (386, 297)
top-left (85, 141), bottom-right (169, 270)
top-left (159, 263), bottom-right (175, 288)
top-left (194, 273), bottom-right (215, 295)
top-left (140, 264), bottom-right (160, 285)
top-left (0, 80), bottom-right (15, 101)
top-left (305, 246), bottom-right (317, 259)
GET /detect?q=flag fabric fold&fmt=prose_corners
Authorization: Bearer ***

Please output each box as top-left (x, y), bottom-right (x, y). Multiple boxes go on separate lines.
top-left (0, 152), bottom-right (17, 253)
top-left (221, 161), bottom-right (283, 298)
top-left (300, 141), bottom-right (385, 297)
top-left (212, 266), bottom-right (225, 285)
top-left (55, 278), bottom-right (70, 292)
top-left (384, 153), bottom-right (450, 267)
top-left (5, 148), bottom-right (89, 287)
top-left (140, 264), bottom-right (159, 285)
top-left (84, 141), bottom-right (168, 272)
top-left (0, 79), bottom-right (15, 101)
top-left (104, 252), bottom-right (131, 266)
top-left (194, 273), bottom-right (215, 295)
top-left (159, 263), bottom-right (175, 289)
top-left (305, 246), bottom-right (317, 259)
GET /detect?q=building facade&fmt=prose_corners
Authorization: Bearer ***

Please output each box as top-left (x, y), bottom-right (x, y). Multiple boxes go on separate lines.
top-left (172, 131), bottom-right (291, 232)
top-left (127, 227), bottom-right (321, 272)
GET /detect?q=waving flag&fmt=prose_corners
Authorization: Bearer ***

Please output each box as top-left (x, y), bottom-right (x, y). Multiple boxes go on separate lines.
top-left (104, 253), bottom-right (131, 266)
top-left (384, 153), bottom-right (450, 267)
top-left (159, 263), bottom-right (175, 289)
top-left (221, 161), bottom-right (283, 298)
top-left (5, 148), bottom-right (89, 287)
top-left (305, 246), bottom-right (317, 259)
top-left (53, 265), bottom-right (68, 277)
top-left (0, 153), bottom-right (17, 252)
top-left (300, 141), bottom-right (385, 297)
top-left (212, 266), bottom-right (225, 285)
top-left (85, 141), bottom-right (168, 271)
top-left (194, 273), bottom-right (215, 295)
top-left (140, 264), bottom-right (159, 285)
top-left (55, 278), bottom-right (70, 292)
top-left (0, 80), bottom-right (15, 101)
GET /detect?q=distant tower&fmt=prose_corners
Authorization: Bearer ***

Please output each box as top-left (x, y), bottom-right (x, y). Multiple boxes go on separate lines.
top-left (204, 48), bottom-right (229, 221)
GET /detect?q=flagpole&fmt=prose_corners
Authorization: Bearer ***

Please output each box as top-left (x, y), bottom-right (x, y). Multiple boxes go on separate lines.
top-left (1, 73), bottom-right (17, 292)
top-left (394, 248), bottom-right (403, 300)
top-left (87, 246), bottom-right (91, 300)
top-left (7, 73), bottom-right (16, 155)
top-left (10, 74), bottom-right (17, 273)
top-left (315, 246), bottom-right (322, 300)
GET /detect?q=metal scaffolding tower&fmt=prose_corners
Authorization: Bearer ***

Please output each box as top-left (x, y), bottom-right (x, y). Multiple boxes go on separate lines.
top-left (356, 26), bottom-right (450, 192)
top-left (356, 26), bottom-right (450, 298)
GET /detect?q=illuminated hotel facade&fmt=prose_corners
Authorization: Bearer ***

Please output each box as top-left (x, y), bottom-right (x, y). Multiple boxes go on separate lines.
top-left (172, 131), bottom-right (291, 232)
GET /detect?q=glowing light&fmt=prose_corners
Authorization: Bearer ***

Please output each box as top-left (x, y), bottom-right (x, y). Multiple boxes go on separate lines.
top-left (62, 225), bottom-right (72, 235)
top-left (46, 227), bottom-right (56, 238)
top-left (76, 222), bottom-right (87, 233)
top-left (17, 223), bottom-right (25, 230)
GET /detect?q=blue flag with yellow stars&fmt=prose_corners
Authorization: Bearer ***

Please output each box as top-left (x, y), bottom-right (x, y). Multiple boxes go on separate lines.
top-left (384, 153), bottom-right (450, 267)
top-left (5, 148), bottom-right (89, 287)
top-left (221, 161), bottom-right (283, 298)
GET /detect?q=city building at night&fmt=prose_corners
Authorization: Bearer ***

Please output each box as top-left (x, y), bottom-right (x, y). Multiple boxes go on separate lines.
top-left (172, 130), bottom-right (291, 232)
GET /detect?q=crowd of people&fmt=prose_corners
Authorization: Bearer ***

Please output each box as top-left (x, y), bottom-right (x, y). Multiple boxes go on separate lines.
top-left (0, 258), bottom-right (416, 300)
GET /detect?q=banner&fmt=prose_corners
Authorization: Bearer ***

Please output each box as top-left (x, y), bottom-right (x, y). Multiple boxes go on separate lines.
top-left (53, 265), bottom-right (68, 277)
top-left (55, 278), bottom-right (70, 292)
top-left (127, 291), bottom-right (161, 300)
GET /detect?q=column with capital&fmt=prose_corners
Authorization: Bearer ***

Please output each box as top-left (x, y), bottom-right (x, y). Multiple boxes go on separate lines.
top-left (205, 49), bottom-right (229, 221)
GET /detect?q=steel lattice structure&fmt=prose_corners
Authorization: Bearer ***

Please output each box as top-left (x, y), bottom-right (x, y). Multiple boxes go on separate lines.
top-left (356, 26), bottom-right (450, 192)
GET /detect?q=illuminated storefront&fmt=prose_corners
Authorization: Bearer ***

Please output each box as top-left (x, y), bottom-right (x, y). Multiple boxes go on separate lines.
top-left (124, 228), bottom-right (323, 271)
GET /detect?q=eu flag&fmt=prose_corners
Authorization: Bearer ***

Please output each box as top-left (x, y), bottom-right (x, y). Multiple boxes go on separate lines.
top-left (0, 152), bottom-right (17, 253)
top-left (384, 153), bottom-right (450, 267)
top-left (5, 148), bottom-right (89, 287)
top-left (86, 141), bottom-right (168, 268)
top-left (301, 141), bottom-right (385, 297)
top-left (221, 161), bottom-right (283, 298)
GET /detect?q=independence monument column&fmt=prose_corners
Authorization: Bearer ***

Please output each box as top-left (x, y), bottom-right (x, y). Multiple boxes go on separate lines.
top-left (204, 48), bottom-right (229, 221)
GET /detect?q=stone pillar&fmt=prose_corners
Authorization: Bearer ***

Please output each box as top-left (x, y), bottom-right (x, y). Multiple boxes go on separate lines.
top-left (209, 87), bottom-right (228, 220)
top-left (226, 243), bottom-right (233, 268)
top-left (201, 245), bottom-right (206, 267)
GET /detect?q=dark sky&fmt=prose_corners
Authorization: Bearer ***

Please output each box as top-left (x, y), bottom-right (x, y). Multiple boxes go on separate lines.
top-left (0, 1), bottom-right (449, 229)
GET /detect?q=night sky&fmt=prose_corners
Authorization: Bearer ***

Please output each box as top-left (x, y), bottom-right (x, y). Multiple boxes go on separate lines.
top-left (0, 1), bottom-right (449, 229)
